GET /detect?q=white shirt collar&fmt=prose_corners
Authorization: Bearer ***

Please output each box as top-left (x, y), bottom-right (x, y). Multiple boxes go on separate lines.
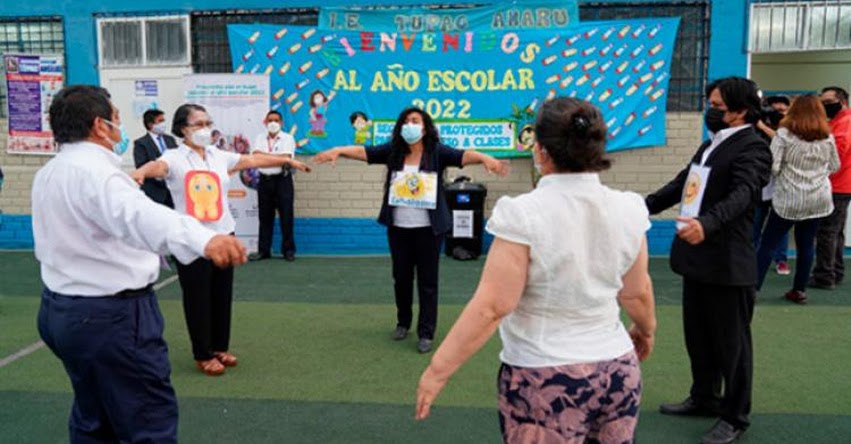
top-left (60, 140), bottom-right (122, 166)
top-left (710, 123), bottom-right (751, 144)
top-left (537, 172), bottom-right (601, 188)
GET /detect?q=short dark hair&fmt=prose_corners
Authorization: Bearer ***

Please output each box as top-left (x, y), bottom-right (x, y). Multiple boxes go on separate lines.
top-left (350, 111), bottom-right (368, 124)
top-left (821, 86), bottom-right (849, 104)
top-left (705, 77), bottom-right (762, 124)
top-left (266, 110), bottom-right (282, 120)
top-left (765, 95), bottom-right (790, 107)
top-left (171, 103), bottom-right (206, 137)
top-left (534, 97), bottom-right (611, 173)
top-left (142, 109), bottom-right (164, 130)
top-left (48, 85), bottom-right (113, 144)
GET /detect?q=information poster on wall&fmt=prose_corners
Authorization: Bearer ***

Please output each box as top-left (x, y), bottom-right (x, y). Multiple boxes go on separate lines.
top-left (228, 17), bottom-right (679, 157)
top-left (184, 74), bottom-right (269, 252)
top-left (3, 54), bottom-right (64, 154)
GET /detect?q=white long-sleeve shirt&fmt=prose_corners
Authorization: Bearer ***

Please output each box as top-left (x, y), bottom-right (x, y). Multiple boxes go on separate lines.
top-left (32, 141), bottom-right (217, 296)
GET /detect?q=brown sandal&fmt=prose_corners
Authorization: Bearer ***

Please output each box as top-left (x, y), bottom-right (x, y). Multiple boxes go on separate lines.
top-left (214, 352), bottom-right (238, 367)
top-left (196, 358), bottom-right (225, 376)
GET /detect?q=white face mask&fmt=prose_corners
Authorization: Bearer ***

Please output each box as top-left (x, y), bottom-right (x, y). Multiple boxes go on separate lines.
top-left (534, 146), bottom-right (547, 175)
top-left (267, 121), bottom-right (282, 134)
top-left (191, 127), bottom-right (213, 147)
top-left (401, 123), bottom-right (424, 144)
top-left (152, 122), bottom-right (168, 136)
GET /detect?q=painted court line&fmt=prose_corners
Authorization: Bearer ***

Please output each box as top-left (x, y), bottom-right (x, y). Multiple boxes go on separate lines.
top-left (0, 274), bottom-right (179, 369)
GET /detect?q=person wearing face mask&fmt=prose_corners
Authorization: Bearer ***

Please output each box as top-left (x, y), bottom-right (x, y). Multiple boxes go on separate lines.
top-left (33, 85), bottom-right (249, 443)
top-left (249, 110), bottom-right (298, 261)
top-left (133, 109), bottom-right (179, 207)
top-left (810, 86), bottom-right (851, 290)
top-left (646, 77), bottom-right (771, 444)
top-left (132, 103), bottom-right (312, 375)
top-left (415, 98), bottom-right (655, 443)
top-left (313, 107), bottom-right (508, 353)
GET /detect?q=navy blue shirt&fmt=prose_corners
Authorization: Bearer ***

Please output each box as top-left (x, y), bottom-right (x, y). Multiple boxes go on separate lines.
top-left (366, 143), bottom-right (464, 235)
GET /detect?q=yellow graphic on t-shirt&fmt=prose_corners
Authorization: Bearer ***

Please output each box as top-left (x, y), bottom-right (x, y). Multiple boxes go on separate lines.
top-left (389, 171), bottom-right (438, 209)
top-left (683, 171), bottom-right (701, 205)
top-left (394, 173), bottom-right (433, 199)
top-left (184, 171), bottom-right (223, 222)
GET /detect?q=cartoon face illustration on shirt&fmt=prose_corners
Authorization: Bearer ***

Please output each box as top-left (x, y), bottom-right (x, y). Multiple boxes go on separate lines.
top-left (184, 171), bottom-right (223, 222)
top-left (394, 173), bottom-right (433, 199)
top-left (683, 171), bottom-right (701, 205)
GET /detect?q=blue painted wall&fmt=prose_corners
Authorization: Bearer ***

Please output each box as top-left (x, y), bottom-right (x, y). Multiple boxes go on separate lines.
top-left (0, 0), bottom-right (751, 85)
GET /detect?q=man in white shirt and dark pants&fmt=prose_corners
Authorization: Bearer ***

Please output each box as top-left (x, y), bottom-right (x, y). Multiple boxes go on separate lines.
top-left (33, 85), bottom-right (247, 443)
top-left (249, 110), bottom-right (298, 261)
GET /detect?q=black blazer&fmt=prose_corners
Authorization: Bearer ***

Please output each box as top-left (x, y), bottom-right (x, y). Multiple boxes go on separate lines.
top-left (646, 127), bottom-right (771, 286)
top-left (133, 133), bottom-right (179, 208)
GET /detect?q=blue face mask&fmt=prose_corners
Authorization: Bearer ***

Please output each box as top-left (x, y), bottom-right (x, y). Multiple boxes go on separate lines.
top-left (103, 119), bottom-right (130, 156)
top-left (401, 123), bottom-right (423, 144)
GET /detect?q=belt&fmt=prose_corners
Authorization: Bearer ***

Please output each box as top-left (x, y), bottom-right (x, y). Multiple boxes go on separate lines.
top-left (115, 284), bottom-right (154, 298)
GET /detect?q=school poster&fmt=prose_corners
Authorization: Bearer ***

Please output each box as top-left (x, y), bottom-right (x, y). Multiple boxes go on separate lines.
top-left (4, 54), bottom-right (64, 154)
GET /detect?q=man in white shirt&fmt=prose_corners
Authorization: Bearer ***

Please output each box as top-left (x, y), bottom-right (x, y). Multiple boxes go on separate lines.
top-left (249, 110), bottom-right (298, 261)
top-left (33, 85), bottom-right (247, 443)
top-left (133, 109), bottom-right (178, 207)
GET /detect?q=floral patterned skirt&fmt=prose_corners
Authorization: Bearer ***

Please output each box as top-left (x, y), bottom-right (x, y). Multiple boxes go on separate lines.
top-left (497, 351), bottom-right (641, 444)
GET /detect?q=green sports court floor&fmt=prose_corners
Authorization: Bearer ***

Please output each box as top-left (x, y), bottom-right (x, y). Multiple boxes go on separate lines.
top-left (1, 251), bottom-right (849, 443)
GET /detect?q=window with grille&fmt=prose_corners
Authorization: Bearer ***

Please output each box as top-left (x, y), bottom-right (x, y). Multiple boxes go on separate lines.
top-left (0, 17), bottom-right (64, 118)
top-left (190, 2), bottom-right (709, 112)
top-left (97, 15), bottom-right (190, 67)
top-left (750, 1), bottom-right (851, 53)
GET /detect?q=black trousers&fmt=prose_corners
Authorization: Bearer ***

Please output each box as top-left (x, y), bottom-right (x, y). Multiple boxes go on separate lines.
top-left (812, 193), bottom-right (850, 285)
top-left (682, 279), bottom-right (755, 429)
top-left (387, 226), bottom-right (444, 340)
top-left (175, 257), bottom-right (234, 360)
top-left (258, 173), bottom-right (295, 256)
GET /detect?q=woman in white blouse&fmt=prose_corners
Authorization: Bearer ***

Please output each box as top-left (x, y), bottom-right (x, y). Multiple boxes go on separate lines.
top-left (415, 97), bottom-right (656, 443)
top-left (755, 95), bottom-right (840, 304)
top-left (133, 104), bottom-right (311, 375)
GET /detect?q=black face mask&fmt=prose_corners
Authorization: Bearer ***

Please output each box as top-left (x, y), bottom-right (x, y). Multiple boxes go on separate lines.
top-left (704, 107), bottom-right (728, 133)
top-left (823, 102), bottom-right (842, 120)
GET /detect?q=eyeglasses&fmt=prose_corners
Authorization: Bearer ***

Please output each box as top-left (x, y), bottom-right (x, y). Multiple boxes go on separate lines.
top-left (187, 120), bottom-right (214, 129)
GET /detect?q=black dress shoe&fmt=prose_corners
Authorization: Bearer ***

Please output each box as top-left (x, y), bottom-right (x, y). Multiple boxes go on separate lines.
top-left (283, 252), bottom-right (296, 262)
top-left (701, 419), bottom-right (744, 444)
top-left (248, 253), bottom-right (270, 262)
top-left (417, 338), bottom-right (433, 354)
top-left (807, 278), bottom-right (835, 290)
top-left (659, 397), bottom-right (719, 417)
top-left (392, 326), bottom-right (408, 341)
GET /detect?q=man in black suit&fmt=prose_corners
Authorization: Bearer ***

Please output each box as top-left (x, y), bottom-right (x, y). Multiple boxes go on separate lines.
top-left (134, 109), bottom-right (178, 207)
top-left (646, 77), bottom-right (771, 444)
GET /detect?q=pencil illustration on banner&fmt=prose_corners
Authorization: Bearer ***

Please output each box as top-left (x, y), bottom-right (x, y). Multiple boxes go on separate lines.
top-left (272, 88), bottom-right (285, 101)
top-left (289, 124), bottom-right (298, 136)
top-left (576, 73), bottom-right (591, 86)
top-left (613, 44), bottom-right (627, 58)
top-left (630, 45), bottom-right (645, 59)
top-left (638, 124), bottom-right (652, 136)
top-left (584, 28), bottom-right (598, 39)
top-left (643, 106), bottom-right (658, 118)
top-left (602, 27), bottom-right (615, 41)
top-left (316, 68), bottom-right (330, 80)
top-left (562, 48), bottom-right (577, 57)
top-left (248, 31), bottom-right (261, 44)
top-left (285, 92), bottom-right (299, 104)
top-left (288, 43), bottom-right (302, 54)
top-left (263, 65), bottom-right (273, 76)
top-left (648, 24), bottom-right (662, 38)
top-left (616, 61), bottom-right (630, 74)
top-left (309, 44), bottom-right (323, 54)
top-left (599, 44), bottom-right (613, 57)
top-left (290, 101), bottom-right (303, 113)
top-left (545, 74), bottom-right (561, 84)
top-left (560, 75), bottom-right (574, 88)
top-left (582, 60), bottom-right (597, 71)
top-left (298, 61), bottom-right (313, 74)
top-left (296, 79), bottom-right (310, 90)
top-left (618, 75), bottom-right (631, 87)
top-left (651, 73), bottom-right (669, 87)
top-left (632, 60), bottom-right (647, 73)
top-left (301, 28), bottom-right (316, 40)
top-left (599, 61), bottom-right (612, 73)
top-left (608, 126), bottom-right (622, 138)
top-left (591, 76), bottom-right (604, 88)
top-left (274, 28), bottom-right (288, 40)
top-left (581, 46), bottom-right (597, 57)
top-left (564, 62), bottom-right (578, 72)
top-left (546, 34), bottom-right (560, 47)
top-left (609, 97), bottom-right (624, 109)
top-left (249, 63), bottom-right (261, 74)
top-left (650, 60), bottom-right (666, 71)
top-left (631, 24), bottom-right (646, 39)
top-left (242, 48), bottom-right (254, 62)
top-left (321, 34), bottom-right (335, 43)
top-left (599, 89), bottom-right (612, 102)
top-left (235, 64), bottom-right (245, 73)
top-left (566, 34), bottom-right (580, 45)
top-left (639, 73), bottom-right (653, 84)
top-left (650, 89), bottom-right (665, 101)
top-left (625, 113), bottom-right (636, 126)
top-left (542, 55), bottom-right (558, 66)
top-left (584, 91), bottom-right (595, 102)
top-left (626, 83), bottom-right (639, 96)
top-left (606, 117), bottom-right (618, 129)
top-left (649, 43), bottom-right (664, 56)
top-left (278, 61), bottom-right (291, 75)
top-left (618, 25), bottom-right (631, 39)
top-left (266, 46), bottom-right (279, 59)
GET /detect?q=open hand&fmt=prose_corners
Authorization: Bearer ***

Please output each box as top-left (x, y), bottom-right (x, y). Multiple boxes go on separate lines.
top-left (415, 365), bottom-right (450, 421)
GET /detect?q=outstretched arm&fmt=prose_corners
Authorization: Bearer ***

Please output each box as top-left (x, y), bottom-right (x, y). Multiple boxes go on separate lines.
top-left (461, 150), bottom-right (509, 176)
top-left (231, 152), bottom-right (311, 174)
top-left (312, 145), bottom-right (368, 166)
top-left (131, 159), bottom-right (169, 185)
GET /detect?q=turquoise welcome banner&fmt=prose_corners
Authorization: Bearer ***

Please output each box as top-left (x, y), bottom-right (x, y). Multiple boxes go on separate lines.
top-left (319, 1), bottom-right (580, 32)
top-left (227, 18), bottom-right (679, 157)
